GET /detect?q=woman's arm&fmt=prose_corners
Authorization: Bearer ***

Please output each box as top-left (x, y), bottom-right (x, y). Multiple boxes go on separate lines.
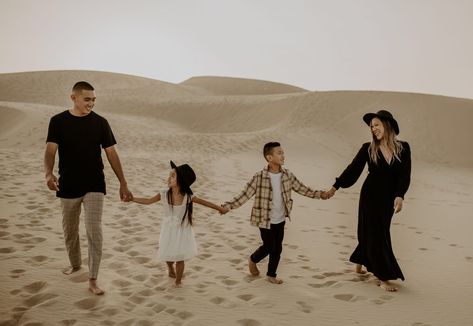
top-left (132, 193), bottom-right (161, 205)
top-left (333, 143), bottom-right (369, 190)
top-left (193, 196), bottom-right (228, 214)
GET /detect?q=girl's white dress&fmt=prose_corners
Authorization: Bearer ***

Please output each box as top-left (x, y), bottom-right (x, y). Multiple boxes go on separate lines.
top-left (156, 190), bottom-right (198, 261)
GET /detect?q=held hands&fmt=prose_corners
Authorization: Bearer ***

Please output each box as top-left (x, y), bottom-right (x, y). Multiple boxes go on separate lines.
top-left (218, 205), bottom-right (230, 215)
top-left (320, 187), bottom-right (336, 200)
top-left (394, 197), bottom-right (403, 213)
top-left (120, 183), bottom-right (133, 202)
top-left (46, 173), bottom-right (59, 191)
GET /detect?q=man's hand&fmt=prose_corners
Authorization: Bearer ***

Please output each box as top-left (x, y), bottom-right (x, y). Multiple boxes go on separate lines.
top-left (46, 173), bottom-right (59, 191)
top-left (120, 183), bottom-right (133, 202)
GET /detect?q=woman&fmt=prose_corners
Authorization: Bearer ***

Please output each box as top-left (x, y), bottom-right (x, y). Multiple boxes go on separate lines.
top-left (326, 110), bottom-right (411, 291)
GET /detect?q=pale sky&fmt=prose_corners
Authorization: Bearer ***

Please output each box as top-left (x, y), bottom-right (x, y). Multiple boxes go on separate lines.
top-left (1, 0), bottom-right (472, 99)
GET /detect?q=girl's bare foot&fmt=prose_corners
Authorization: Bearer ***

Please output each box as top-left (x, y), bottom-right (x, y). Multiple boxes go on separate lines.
top-left (267, 276), bottom-right (283, 284)
top-left (355, 264), bottom-right (367, 274)
top-left (248, 258), bottom-right (260, 276)
top-left (174, 281), bottom-right (182, 288)
top-left (62, 266), bottom-right (81, 275)
top-left (88, 279), bottom-right (105, 295)
top-left (379, 281), bottom-right (397, 292)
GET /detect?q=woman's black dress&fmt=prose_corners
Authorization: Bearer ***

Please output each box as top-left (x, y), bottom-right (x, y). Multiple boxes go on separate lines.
top-left (334, 141), bottom-right (411, 281)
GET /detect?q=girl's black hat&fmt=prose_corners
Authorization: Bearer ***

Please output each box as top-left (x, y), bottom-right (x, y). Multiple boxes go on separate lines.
top-left (170, 161), bottom-right (196, 194)
top-left (363, 109), bottom-right (399, 135)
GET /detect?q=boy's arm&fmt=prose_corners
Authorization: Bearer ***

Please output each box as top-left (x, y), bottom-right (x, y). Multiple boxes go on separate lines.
top-left (290, 173), bottom-right (322, 199)
top-left (132, 193), bottom-right (161, 205)
top-left (222, 174), bottom-right (258, 210)
top-left (193, 196), bottom-right (227, 214)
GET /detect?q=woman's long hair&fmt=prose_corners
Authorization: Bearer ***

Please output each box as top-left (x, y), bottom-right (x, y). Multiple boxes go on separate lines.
top-left (369, 119), bottom-right (404, 165)
top-left (167, 176), bottom-right (193, 226)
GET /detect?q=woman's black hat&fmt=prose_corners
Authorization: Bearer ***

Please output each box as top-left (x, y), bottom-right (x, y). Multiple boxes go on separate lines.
top-left (362, 110), bottom-right (399, 135)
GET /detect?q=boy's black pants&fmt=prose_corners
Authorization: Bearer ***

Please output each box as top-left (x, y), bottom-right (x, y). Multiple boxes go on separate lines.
top-left (250, 221), bottom-right (285, 277)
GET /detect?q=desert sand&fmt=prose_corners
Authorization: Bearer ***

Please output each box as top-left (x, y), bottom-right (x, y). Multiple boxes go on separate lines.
top-left (1, 70), bottom-right (472, 326)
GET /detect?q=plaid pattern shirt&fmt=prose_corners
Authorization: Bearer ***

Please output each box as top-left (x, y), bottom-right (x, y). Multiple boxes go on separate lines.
top-left (223, 166), bottom-right (321, 229)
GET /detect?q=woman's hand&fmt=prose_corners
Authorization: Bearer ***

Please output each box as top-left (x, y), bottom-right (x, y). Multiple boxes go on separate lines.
top-left (394, 197), bottom-right (403, 213)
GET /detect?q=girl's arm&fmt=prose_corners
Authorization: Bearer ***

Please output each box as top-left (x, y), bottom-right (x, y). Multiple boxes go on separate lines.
top-left (192, 196), bottom-right (228, 214)
top-left (132, 193), bottom-right (161, 205)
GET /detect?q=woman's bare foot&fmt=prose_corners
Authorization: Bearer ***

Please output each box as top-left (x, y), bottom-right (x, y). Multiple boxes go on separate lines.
top-left (88, 279), bottom-right (105, 295)
top-left (267, 276), bottom-right (283, 284)
top-left (167, 262), bottom-right (176, 278)
top-left (248, 258), bottom-right (260, 276)
top-left (355, 264), bottom-right (367, 274)
top-left (379, 281), bottom-right (397, 292)
top-left (62, 266), bottom-right (81, 275)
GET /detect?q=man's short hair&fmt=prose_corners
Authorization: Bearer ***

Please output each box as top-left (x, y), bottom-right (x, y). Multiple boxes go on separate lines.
top-left (263, 142), bottom-right (281, 158)
top-left (72, 81), bottom-right (94, 93)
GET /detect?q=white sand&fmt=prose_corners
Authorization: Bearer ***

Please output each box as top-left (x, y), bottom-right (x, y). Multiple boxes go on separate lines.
top-left (1, 71), bottom-right (472, 326)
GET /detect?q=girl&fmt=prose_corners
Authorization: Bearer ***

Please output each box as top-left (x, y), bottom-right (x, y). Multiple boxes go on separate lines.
top-left (132, 161), bottom-right (228, 287)
top-left (325, 110), bottom-right (411, 292)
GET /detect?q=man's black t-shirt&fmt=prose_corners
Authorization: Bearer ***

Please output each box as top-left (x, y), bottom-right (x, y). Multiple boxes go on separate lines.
top-left (46, 110), bottom-right (117, 198)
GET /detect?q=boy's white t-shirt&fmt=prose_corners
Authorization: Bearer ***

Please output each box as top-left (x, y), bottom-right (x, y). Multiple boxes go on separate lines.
top-left (269, 172), bottom-right (286, 224)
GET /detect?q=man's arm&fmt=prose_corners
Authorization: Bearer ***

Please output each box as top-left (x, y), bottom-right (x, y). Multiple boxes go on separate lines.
top-left (104, 145), bottom-right (132, 201)
top-left (44, 142), bottom-right (59, 191)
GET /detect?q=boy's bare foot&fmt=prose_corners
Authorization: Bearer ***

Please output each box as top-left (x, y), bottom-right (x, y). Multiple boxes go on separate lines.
top-left (248, 258), bottom-right (260, 276)
top-left (379, 281), bottom-right (397, 292)
top-left (355, 264), bottom-right (367, 274)
top-left (88, 279), bottom-right (105, 295)
top-left (267, 276), bottom-right (283, 284)
top-left (62, 266), bottom-right (81, 275)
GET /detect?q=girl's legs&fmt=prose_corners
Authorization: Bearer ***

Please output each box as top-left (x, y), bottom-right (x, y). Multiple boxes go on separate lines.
top-left (166, 261), bottom-right (176, 278)
top-left (175, 261), bottom-right (184, 287)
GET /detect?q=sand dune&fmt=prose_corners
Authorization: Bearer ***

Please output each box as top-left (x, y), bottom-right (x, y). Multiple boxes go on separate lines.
top-left (1, 70), bottom-right (472, 326)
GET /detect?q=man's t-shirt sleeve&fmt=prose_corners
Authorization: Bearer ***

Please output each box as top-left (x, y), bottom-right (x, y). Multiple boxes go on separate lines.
top-left (101, 118), bottom-right (117, 149)
top-left (46, 116), bottom-right (60, 144)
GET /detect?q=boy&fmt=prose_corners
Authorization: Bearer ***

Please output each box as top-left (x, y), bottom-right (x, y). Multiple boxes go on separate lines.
top-left (222, 142), bottom-right (326, 284)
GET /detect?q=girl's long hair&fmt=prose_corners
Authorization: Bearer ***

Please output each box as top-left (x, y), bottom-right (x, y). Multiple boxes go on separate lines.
top-left (167, 176), bottom-right (193, 226)
top-left (368, 119), bottom-right (404, 165)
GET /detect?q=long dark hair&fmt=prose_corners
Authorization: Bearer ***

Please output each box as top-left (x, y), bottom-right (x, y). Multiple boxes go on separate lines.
top-left (166, 175), bottom-right (193, 226)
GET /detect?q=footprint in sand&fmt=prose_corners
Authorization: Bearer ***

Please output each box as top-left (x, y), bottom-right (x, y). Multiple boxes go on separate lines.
top-left (334, 294), bottom-right (356, 302)
top-left (418, 248), bottom-right (429, 251)
top-left (74, 298), bottom-right (100, 310)
top-left (23, 293), bottom-right (59, 307)
top-left (237, 294), bottom-right (255, 302)
top-left (0, 247), bottom-right (15, 253)
top-left (308, 280), bottom-right (338, 288)
top-left (22, 281), bottom-right (48, 294)
top-left (237, 319), bottom-right (262, 326)
top-left (296, 301), bottom-right (313, 313)
top-left (465, 256), bottom-right (472, 262)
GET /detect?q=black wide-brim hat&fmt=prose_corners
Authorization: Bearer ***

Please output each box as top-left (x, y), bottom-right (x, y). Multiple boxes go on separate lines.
top-left (362, 110), bottom-right (399, 135)
top-left (170, 161), bottom-right (196, 194)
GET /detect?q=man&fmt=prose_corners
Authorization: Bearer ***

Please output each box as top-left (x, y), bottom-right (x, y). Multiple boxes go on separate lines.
top-left (44, 81), bottom-right (132, 295)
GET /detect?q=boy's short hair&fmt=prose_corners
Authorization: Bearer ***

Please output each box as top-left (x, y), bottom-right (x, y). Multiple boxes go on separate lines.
top-left (263, 142), bottom-right (281, 159)
top-left (72, 81), bottom-right (94, 93)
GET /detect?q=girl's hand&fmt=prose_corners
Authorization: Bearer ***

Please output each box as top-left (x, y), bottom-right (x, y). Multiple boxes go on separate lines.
top-left (394, 197), bottom-right (403, 213)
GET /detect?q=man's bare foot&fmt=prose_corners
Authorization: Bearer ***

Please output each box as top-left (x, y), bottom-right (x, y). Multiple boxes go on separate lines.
top-left (248, 258), bottom-right (260, 276)
top-left (267, 276), bottom-right (283, 284)
top-left (379, 281), bottom-right (397, 292)
top-left (88, 279), bottom-right (105, 295)
top-left (355, 264), bottom-right (367, 274)
top-left (62, 266), bottom-right (81, 275)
